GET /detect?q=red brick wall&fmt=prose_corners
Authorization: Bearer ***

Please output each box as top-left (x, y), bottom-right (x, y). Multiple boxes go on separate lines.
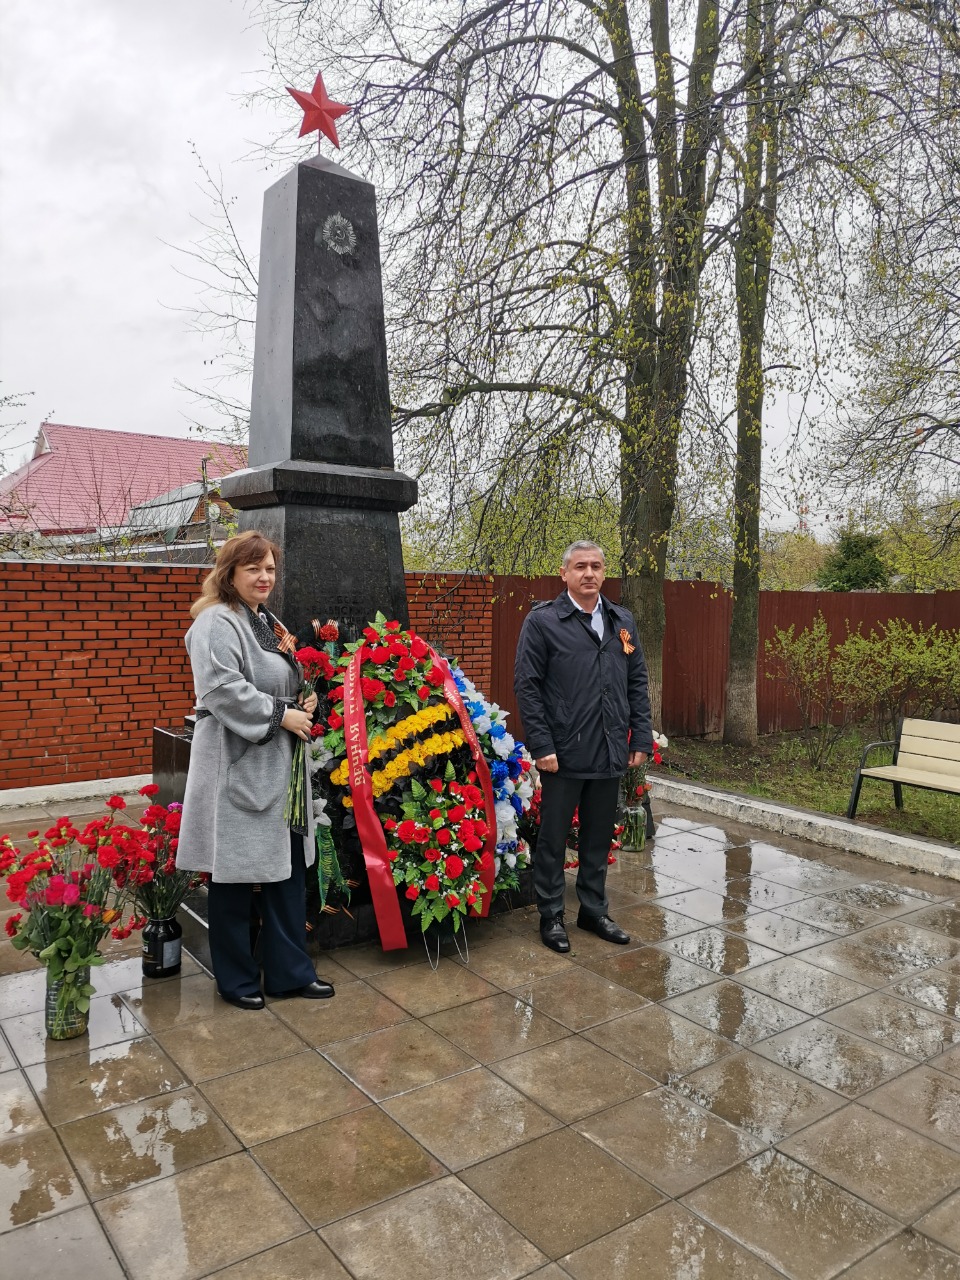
top-left (0, 563), bottom-right (495, 790)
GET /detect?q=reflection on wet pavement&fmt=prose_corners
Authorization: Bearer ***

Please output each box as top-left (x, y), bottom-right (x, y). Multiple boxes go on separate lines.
top-left (1, 799), bottom-right (959, 1277)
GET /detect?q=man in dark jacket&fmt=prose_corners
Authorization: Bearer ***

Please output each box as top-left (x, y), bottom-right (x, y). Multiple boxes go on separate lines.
top-left (514, 541), bottom-right (653, 952)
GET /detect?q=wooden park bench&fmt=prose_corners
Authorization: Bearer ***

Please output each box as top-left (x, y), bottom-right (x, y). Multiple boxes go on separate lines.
top-left (847, 717), bottom-right (960, 820)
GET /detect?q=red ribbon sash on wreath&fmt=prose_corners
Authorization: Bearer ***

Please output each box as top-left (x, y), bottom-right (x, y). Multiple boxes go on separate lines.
top-left (426, 646), bottom-right (496, 919)
top-left (343, 650), bottom-right (407, 950)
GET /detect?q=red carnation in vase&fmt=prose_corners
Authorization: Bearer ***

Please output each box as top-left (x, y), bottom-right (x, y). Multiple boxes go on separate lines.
top-left (139, 783), bottom-right (160, 797)
top-left (4, 913), bottom-right (21, 937)
top-left (405, 885), bottom-right (420, 899)
top-left (444, 854), bottom-right (465, 879)
top-left (424, 873), bottom-right (440, 892)
top-left (105, 796), bottom-right (126, 810)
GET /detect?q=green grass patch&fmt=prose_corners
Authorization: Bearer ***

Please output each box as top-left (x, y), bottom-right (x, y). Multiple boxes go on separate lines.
top-left (666, 730), bottom-right (959, 846)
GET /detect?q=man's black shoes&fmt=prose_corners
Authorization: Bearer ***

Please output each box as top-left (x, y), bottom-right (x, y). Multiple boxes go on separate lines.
top-left (540, 913), bottom-right (570, 953)
top-left (577, 912), bottom-right (631, 944)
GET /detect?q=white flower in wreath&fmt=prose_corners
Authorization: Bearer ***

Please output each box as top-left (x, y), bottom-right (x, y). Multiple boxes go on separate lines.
top-left (313, 796), bottom-right (332, 826)
top-left (320, 213), bottom-right (357, 256)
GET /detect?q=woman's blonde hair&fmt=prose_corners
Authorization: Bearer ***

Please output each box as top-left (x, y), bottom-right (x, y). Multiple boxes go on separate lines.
top-left (190, 530), bottom-right (281, 618)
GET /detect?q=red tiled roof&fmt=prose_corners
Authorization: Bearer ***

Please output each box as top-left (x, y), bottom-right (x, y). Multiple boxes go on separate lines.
top-left (0, 423), bottom-right (247, 535)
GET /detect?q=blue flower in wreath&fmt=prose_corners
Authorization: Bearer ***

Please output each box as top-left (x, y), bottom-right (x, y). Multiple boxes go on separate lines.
top-left (490, 723), bottom-right (507, 740)
top-left (510, 792), bottom-right (523, 815)
top-left (490, 761), bottom-right (509, 787)
top-left (506, 756), bottom-right (522, 780)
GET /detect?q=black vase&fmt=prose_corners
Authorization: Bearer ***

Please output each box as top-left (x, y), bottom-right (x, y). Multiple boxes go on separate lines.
top-left (142, 916), bottom-right (183, 978)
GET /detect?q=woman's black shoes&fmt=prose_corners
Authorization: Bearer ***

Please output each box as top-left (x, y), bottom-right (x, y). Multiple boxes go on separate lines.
top-left (218, 990), bottom-right (265, 1010)
top-left (268, 980), bottom-right (335, 1000)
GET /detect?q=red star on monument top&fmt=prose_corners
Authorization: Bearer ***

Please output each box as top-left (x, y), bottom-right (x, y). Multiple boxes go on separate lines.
top-left (286, 72), bottom-right (351, 149)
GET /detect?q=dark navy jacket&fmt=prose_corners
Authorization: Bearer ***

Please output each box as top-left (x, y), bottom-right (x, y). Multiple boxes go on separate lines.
top-left (514, 592), bottom-right (654, 778)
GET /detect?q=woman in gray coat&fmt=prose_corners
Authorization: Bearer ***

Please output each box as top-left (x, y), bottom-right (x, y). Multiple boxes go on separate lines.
top-left (176, 530), bottom-right (335, 1009)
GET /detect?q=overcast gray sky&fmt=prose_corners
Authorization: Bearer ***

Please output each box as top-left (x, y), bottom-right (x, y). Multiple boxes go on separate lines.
top-left (0, 0), bottom-right (284, 466)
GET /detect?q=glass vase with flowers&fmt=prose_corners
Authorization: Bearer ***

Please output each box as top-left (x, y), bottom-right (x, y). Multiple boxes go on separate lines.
top-left (0, 798), bottom-right (146, 1038)
top-left (621, 731), bottom-right (669, 849)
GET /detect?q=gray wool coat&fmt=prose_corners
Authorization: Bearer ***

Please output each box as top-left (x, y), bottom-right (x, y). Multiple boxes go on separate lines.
top-left (176, 602), bottom-right (315, 884)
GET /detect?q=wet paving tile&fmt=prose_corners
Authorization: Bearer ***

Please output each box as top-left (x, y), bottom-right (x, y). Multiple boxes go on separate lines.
top-left (490, 1035), bottom-right (656, 1123)
top-left (778, 1102), bottom-right (960, 1221)
top-left (576, 1087), bottom-right (764, 1196)
top-left (683, 1149), bottom-right (898, 1279)
top-left (560, 1201), bottom-right (782, 1279)
top-left (154, 1007), bottom-right (303, 1082)
top-left (905, 904), bottom-right (960, 941)
top-left (117, 971), bottom-right (237, 1032)
top-left (323, 1020), bottom-right (476, 1100)
top-left (0, 1127), bottom-right (87, 1233)
top-left (0, 1032), bottom-right (14, 1073)
top-left (583, 1004), bottom-right (736, 1082)
top-left (759, 860), bottom-right (867, 892)
top-left (932, 1044), bottom-right (960, 1078)
top-left (657, 927), bottom-right (782, 975)
top-left (892, 968), bottom-right (960, 1020)
top-left (199, 1050), bottom-right (367, 1145)
top-left (459, 1126), bottom-right (663, 1258)
top-left (455, 934), bottom-right (573, 989)
top-left (58, 1087), bottom-right (241, 1199)
top-left (382, 1065), bottom-right (560, 1168)
top-left (646, 830), bottom-right (733, 856)
top-left (662, 981), bottom-right (809, 1046)
top-left (1, 992), bottom-right (147, 1068)
top-left (649, 888), bottom-right (756, 926)
top-left (778, 895), bottom-right (886, 935)
top-left (604, 867), bottom-right (694, 898)
top-left (842, 1231), bottom-right (960, 1279)
top-left (721, 910), bottom-right (836, 954)
top-left (328, 942), bottom-right (433, 980)
top-left (862, 1065), bottom-right (960, 1152)
top-left (800, 923), bottom-right (960, 987)
top-left (507, 966), bottom-right (647, 1031)
top-left (320, 1176), bottom-right (546, 1280)
top-left (422, 992), bottom-right (568, 1063)
top-left (916, 1189), bottom-right (960, 1253)
top-left (365, 957), bottom-right (498, 1016)
top-left (0, 1070), bottom-right (46, 1139)
top-left (24, 1037), bottom-right (185, 1126)
top-left (828, 881), bottom-right (939, 916)
top-left (266, 981), bottom-right (410, 1047)
top-left (211, 1233), bottom-right (353, 1280)
top-left (254, 1107), bottom-right (444, 1225)
top-left (724, 876), bottom-right (812, 911)
top-left (0, 1206), bottom-right (125, 1280)
top-left (601, 902), bottom-right (704, 945)
top-left (736, 956), bottom-right (873, 1014)
top-left (865, 867), bottom-right (954, 901)
top-left (673, 1051), bottom-right (846, 1144)
top-left (824, 992), bottom-right (960, 1060)
top-left (751, 1019), bottom-right (914, 1098)
top-left (577, 945), bottom-right (716, 1001)
top-left (97, 1150), bottom-right (307, 1280)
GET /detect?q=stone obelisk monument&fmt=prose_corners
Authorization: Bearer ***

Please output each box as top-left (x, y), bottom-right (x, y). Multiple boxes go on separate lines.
top-left (221, 76), bottom-right (417, 641)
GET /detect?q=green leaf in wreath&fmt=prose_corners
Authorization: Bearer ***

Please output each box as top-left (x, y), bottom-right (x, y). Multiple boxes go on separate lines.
top-left (444, 760), bottom-right (456, 781)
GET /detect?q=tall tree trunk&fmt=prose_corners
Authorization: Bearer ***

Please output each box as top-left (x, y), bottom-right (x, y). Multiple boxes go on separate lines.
top-left (725, 0), bottom-right (780, 746)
